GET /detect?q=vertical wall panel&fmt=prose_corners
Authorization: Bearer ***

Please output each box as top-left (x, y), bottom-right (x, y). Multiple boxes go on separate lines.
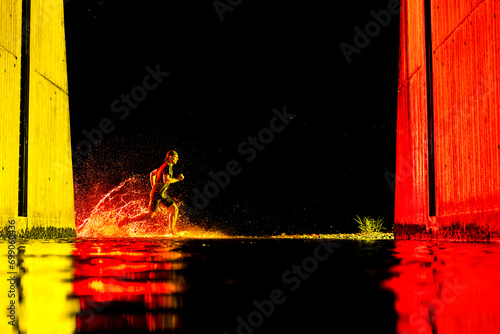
top-left (396, 0), bottom-right (500, 240)
top-left (433, 0), bottom-right (500, 227)
top-left (395, 0), bottom-right (430, 232)
top-left (28, 0), bottom-right (74, 228)
top-left (0, 0), bottom-right (22, 222)
top-left (1, 0), bottom-right (74, 230)
top-left (395, 70), bottom-right (430, 228)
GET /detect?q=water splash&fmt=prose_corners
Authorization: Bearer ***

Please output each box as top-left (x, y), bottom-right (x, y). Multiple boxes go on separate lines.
top-left (76, 176), bottom-right (228, 238)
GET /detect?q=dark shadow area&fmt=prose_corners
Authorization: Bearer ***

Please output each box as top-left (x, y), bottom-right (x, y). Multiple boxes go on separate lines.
top-left (72, 238), bottom-right (398, 333)
top-left (65, 0), bottom-right (399, 235)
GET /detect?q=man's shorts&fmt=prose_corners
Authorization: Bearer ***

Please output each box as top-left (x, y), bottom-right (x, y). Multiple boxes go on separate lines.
top-left (149, 191), bottom-right (174, 212)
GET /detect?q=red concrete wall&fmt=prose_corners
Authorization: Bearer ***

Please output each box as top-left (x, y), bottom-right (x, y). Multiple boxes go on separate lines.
top-left (395, 0), bottom-right (431, 232)
top-left (394, 0), bottom-right (500, 241)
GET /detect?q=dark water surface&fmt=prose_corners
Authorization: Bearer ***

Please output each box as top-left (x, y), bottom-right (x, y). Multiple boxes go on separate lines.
top-left (2, 238), bottom-right (500, 333)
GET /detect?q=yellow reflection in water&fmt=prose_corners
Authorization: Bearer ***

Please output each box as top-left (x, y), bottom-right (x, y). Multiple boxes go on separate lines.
top-left (0, 240), bottom-right (79, 334)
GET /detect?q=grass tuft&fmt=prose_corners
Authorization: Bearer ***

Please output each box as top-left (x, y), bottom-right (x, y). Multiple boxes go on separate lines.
top-left (354, 215), bottom-right (386, 233)
top-left (0, 226), bottom-right (76, 239)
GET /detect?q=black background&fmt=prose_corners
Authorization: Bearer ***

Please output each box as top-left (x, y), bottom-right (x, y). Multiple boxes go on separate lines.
top-left (65, 0), bottom-right (399, 235)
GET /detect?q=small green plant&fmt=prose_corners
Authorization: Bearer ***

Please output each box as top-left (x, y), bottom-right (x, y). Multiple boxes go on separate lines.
top-left (354, 215), bottom-right (386, 233)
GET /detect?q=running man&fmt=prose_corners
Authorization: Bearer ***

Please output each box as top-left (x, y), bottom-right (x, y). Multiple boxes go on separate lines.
top-left (118, 150), bottom-right (184, 233)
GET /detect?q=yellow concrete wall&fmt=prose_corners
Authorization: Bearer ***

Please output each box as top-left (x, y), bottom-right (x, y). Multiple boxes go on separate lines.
top-left (0, 0), bottom-right (74, 229)
top-left (28, 0), bottom-right (74, 228)
top-left (0, 0), bottom-right (22, 224)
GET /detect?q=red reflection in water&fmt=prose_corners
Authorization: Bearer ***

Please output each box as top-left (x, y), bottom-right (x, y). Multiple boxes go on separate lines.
top-left (73, 238), bottom-right (186, 332)
top-left (382, 241), bottom-right (500, 334)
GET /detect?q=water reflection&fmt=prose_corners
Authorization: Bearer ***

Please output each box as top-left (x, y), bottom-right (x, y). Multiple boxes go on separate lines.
top-left (3, 237), bottom-right (500, 333)
top-left (73, 238), bottom-right (186, 332)
top-left (0, 239), bottom-right (79, 334)
top-left (382, 240), bottom-right (500, 334)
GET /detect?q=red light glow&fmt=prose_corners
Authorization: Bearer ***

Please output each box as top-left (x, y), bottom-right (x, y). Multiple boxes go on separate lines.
top-left (382, 240), bottom-right (500, 333)
top-left (73, 239), bottom-right (186, 332)
top-left (76, 176), bottom-right (227, 238)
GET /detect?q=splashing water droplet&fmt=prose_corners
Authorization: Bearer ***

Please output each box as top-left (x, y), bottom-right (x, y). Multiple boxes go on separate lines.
top-left (76, 176), bottom-right (229, 239)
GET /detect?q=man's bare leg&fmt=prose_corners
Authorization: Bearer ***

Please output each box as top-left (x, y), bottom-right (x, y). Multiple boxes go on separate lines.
top-left (167, 203), bottom-right (179, 233)
top-left (118, 211), bottom-right (154, 227)
top-left (118, 195), bottom-right (158, 227)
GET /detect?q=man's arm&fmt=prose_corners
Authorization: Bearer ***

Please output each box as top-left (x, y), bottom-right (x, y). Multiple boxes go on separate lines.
top-left (164, 174), bottom-right (184, 184)
top-left (150, 170), bottom-right (158, 188)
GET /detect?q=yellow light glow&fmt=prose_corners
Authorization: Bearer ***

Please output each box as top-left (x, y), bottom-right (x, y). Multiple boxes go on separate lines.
top-left (0, 241), bottom-right (79, 334)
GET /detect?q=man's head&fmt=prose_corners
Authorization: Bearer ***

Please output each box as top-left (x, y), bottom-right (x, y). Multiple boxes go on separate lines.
top-left (165, 150), bottom-right (179, 164)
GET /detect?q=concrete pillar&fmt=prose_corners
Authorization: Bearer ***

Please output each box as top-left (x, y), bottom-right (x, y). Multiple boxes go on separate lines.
top-left (0, 0), bottom-right (75, 236)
